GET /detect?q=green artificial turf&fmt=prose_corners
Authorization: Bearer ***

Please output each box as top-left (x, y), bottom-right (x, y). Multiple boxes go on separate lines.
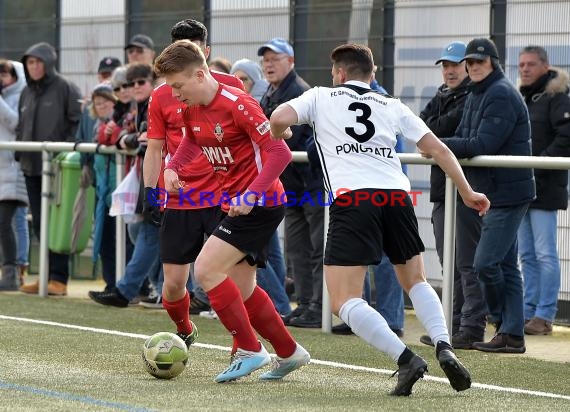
top-left (1, 293), bottom-right (569, 411)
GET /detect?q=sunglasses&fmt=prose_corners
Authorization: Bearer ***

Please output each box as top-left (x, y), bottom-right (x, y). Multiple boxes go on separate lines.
top-left (126, 47), bottom-right (144, 55)
top-left (113, 83), bottom-right (129, 92)
top-left (125, 79), bottom-right (150, 88)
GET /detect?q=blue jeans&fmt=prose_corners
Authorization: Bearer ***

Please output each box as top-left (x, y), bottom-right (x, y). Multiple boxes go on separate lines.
top-left (117, 221), bottom-right (161, 300)
top-left (285, 202), bottom-right (324, 308)
top-left (256, 231), bottom-right (291, 315)
top-left (25, 175), bottom-right (69, 283)
top-left (474, 204), bottom-right (529, 337)
top-left (370, 254), bottom-right (404, 330)
top-left (518, 208), bottom-right (560, 322)
top-left (13, 206), bottom-right (29, 266)
top-left (267, 230), bottom-right (287, 286)
top-left (432, 201), bottom-right (485, 336)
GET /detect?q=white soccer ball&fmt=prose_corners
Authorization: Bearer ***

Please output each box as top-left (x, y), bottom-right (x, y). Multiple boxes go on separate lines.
top-left (142, 332), bottom-right (189, 379)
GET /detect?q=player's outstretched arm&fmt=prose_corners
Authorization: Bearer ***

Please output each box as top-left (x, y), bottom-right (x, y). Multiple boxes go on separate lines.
top-left (417, 132), bottom-right (490, 216)
top-left (269, 103), bottom-right (297, 140)
top-left (143, 138), bottom-right (165, 188)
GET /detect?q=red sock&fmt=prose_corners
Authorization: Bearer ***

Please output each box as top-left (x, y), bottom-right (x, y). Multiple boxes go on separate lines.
top-left (162, 290), bottom-right (193, 335)
top-left (207, 277), bottom-right (260, 353)
top-left (244, 286), bottom-right (296, 358)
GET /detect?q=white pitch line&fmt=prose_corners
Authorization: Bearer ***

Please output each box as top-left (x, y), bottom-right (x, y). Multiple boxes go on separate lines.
top-left (2, 314), bottom-right (569, 401)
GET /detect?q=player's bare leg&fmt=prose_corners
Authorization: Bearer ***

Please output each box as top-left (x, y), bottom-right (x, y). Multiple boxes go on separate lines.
top-left (163, 263), bottom-right (191, 301)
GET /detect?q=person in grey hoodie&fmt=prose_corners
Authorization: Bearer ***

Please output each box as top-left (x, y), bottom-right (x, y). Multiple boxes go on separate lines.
top-left (230, 58), bottom-right (269, 102)
top-left (16, 42), bottom-right (82, 296)
top-left (0, 59), bottom-right (29, 290)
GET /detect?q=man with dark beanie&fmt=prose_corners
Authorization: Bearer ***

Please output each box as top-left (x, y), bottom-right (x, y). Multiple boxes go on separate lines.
top-left (440, 38), bottom-right (535, 353)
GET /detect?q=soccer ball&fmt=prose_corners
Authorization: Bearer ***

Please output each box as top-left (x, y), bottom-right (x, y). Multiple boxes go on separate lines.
top-left (142, 332), bottom-right (189, 379)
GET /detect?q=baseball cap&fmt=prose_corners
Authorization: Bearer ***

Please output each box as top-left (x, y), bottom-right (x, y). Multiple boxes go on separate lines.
top-left (257, 38), bottom-right (294, 57)
top-left (125, 34), bottom-right (155, 50)
top-left (435, 41), bottom-right (466, 65)
top-left (97, 56), bottom-right (121, 74)
top-left (462, 38), bottom-right (499, 61)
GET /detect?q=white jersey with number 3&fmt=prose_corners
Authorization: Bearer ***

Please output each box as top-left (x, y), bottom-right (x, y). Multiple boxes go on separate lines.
top-left (286, 80), bottom-right (431, 200)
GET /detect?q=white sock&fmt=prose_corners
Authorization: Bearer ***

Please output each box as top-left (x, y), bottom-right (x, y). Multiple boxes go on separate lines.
top-left (408, 281), bottom-right (450, 345)
top-left (339, 298), bottom-right (406, 362)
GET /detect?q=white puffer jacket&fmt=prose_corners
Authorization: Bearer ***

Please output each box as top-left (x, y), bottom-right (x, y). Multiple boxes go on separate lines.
top-left (0, 60), bottom-right (28, 204)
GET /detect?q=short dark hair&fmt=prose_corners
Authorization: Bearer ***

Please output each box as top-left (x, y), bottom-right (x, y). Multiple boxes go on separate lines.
top-left (519, 45), bottom-right (549, 65)
top-left (209, 57), bottom-right (231, 73)
top-left (126, 63), bottom-right (154, 83)
top-left (170, 19), bottom-right (208, 44)
top-left (330, 43), bottom-right (374, 79)
top-left (154, 40), bottom-right (207, 77)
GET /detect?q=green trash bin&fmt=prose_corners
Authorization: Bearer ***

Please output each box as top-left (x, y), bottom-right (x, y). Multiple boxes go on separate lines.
top-left (48, 152), bottom-right (95, 254)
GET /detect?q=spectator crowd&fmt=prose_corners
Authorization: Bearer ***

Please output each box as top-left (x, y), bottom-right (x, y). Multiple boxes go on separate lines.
top-left (1, 18), bottom-right (569, 382)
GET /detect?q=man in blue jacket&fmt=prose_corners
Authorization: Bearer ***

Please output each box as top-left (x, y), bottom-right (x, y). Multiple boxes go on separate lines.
top-left (259, 38), bottom-right (324, 328)
top-left (419, 41), bottom-right (487, 349)
top-left (440, 38), bottom-right (535, 353)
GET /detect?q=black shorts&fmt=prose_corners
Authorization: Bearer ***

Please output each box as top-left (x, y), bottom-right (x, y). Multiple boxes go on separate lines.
top-left (212, 205), bottom-right (285, 268)
top-left (324, 189), bottom-right (425, 266)
top-left (160, 207), bottom-right (222, 264)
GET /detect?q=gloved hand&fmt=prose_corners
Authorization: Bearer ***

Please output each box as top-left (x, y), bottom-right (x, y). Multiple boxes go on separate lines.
top-left (143, 187), bottom-right (162, 227)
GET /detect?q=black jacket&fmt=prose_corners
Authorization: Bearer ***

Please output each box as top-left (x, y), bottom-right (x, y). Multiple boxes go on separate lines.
top-left (420, 77), bottom-right (470, 202)
top-left (442, 68), bottom-right (536, 207)
top-left (520, 68), bottom-right (570, 210)
top-left (16, 42), bottom-right (82, 176)
top-left (260, 70), bottom-right (323, 200)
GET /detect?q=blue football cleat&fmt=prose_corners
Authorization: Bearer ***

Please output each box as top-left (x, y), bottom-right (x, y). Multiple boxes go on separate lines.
top-left (259, 344), bottom-right (310, 380)
top-left (215, 343), bottom-right (271, 383)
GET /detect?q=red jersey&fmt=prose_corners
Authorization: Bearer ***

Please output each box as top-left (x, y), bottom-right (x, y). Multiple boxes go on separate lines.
top-left (168, 84), bottom-right (291, 212)
top-left (147, 71), bottom-right (244, 209)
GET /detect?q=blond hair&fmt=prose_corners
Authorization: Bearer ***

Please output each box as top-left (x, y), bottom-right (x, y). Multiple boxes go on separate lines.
top-left (154, 39), bottom-right (207, 77)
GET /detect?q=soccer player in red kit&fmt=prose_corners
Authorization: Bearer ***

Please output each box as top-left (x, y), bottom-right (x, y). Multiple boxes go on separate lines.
top-left (144, 19), bottom-right (244, 348)
top-left (155, 40), bottom-right (310, 383)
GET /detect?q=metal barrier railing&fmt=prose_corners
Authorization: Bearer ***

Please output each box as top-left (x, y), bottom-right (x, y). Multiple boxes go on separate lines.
top-left (2, 142), bottom-right (570, 333)
top-left (0, 142), bottom-right (131, 297)
top-left (299, 151), bottom-right (570, 333)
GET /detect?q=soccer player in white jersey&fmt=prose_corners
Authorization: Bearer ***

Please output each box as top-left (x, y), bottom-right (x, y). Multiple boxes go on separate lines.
top-left (270, 43), bottom-right (490, 396)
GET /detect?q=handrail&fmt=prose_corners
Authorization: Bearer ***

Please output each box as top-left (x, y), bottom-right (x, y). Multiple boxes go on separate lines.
top-left (0, 142), bottom-right (131, 296)
top-left (2, 142), bottom-right (569, 332)
top-left (3, 141), bottom-right (570, 169)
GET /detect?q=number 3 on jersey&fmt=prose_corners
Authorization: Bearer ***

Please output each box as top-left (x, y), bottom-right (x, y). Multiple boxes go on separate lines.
top-left (345, 102), bottom-right (375, 143)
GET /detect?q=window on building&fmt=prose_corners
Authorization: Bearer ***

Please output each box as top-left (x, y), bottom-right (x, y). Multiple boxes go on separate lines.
top-left (127, 0), bottom-right (205, 55)
top-left (0, 0), bottom-right (59, 62)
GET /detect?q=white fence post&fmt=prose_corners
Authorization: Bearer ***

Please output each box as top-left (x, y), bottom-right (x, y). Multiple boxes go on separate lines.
top-left (115, 152), bottom-right (126, 281)
top-left (442, 176), bottom-right (457, 333)
top-left (321, 205), bottom-right (332, 332)
top-left (38, 149), bottom-right (52, 297)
